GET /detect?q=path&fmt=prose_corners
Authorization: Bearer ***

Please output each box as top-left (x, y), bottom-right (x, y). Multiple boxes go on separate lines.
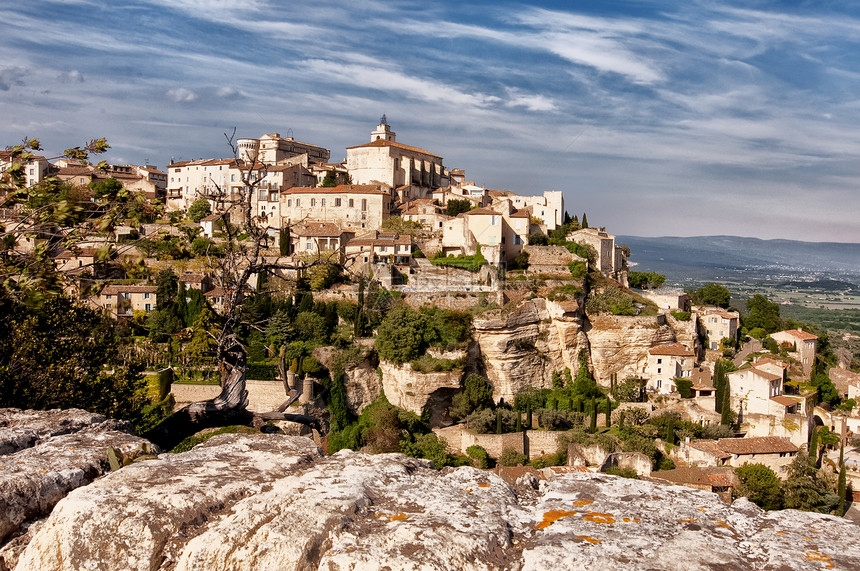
top-left (733, 338), bottom-right (762, 367)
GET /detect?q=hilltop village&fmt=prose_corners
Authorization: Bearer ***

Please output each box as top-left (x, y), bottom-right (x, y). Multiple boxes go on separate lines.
top-left (1, 118), bottom-right (859, 529)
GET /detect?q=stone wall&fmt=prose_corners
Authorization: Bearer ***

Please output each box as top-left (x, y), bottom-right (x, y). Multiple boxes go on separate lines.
top-left (521, 245), bottom-right (581, 275)
top-left (171, 380), bottom-right (293, 413)
top-left (433, 425), bottom-right (525, 459)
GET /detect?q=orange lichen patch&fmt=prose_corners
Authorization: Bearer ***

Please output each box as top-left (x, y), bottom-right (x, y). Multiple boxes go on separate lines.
top-left (803, 537), bottom-right (814, 541)
top-left (621, 517), bottom-right (641, 523)
top-left (478, 484), bottom-right (490, 488)
top-left (698, 507), bottom-right (707, 512)
top-left (805, 551), bottom-right (833, 569)
top-left (534, 510), bottom-right (578, 529)
top-left (577, 535), bottom-right (602, 544)
top-left (572, 499), bottom-right (595, 507)
top-left (680, 518), bottom-right (698, 523)
top-left (583, 511), bottom-right (615, 524)
top-left (38, 470), bottom-right (47, 473)
top-left (389, 513), bottom-right (410, 522)
top-left (810, 529), bottom-right (822, 534)
top-left (462, 488), bottom-right (474, 493)
top-left (777, 531), bottom-right (787, 536)
top-left (714, 521), bottom-right (730, 529)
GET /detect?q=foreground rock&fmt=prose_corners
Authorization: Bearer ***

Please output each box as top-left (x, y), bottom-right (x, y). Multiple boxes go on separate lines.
top-left (14, 433), bottom-right (860, 570)
top-left (0, 408), bottom-right (156, 567)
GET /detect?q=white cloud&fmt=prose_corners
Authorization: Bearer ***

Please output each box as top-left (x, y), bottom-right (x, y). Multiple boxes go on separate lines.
top-left (58, 70), bottom-right (84, 83)
top-left (504, 88), bottom-right (557, 112)
top-left (166, 87), bottom-right (197, 103)
top-left (216, 86), bottom-right (245, 100)
top-left (0, 66), bottom-right (26, 91)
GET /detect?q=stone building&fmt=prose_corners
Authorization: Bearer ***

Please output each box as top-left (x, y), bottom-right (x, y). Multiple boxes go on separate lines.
top-left (694, 307), bottom-right (740, 350)
top-left (96, 284), bottom-right (157, 318)
top-left (770, 329), bottom-right (818, 377)
top-left (346, 118), bottom-right (448, 202)
top-left (643, 343), bottom-right (695, 394)
top-left (727, 358), bottom-right (795, 417)
top-left (567, 227), bottom-right (627, 282)
top-left (279, 184), bottom-right (391, 232)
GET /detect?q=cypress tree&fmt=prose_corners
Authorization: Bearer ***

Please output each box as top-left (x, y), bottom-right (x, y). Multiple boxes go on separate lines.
top-left (605, 399), bottom-right (612, 427)
top-left (279, 227), bottom-right (290, 256)
top-left (516, 411), bottom-right (522, 432)
top-left (838, 442), bottom-right (847, 516)
top-left (720, 377), bottom-right (732, 426)
top-left (808, 426), bottom-right (819, 469)
top-left (619, 411), bottom-right (625, 429)
top-left (496, 409), bottom-right (502, 434)
top-left (665, 418), bottom-right (675, 445)
top-left (581, 213), bottom-right (588, 228)
top-left (526, 405), bottom-right (532, 430)
top-left (713, 361), bottom-right (725, 414)
top-left (589, 397), bottom-right (597, 433)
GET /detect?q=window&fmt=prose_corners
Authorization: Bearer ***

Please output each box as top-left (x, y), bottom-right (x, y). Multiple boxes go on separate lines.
top-left (321, 198), bottom-right (326, 207)
top-left (231, 174), bottom-right (236, 182)
top-left (657, 368), bottom-right (662, 374)
top-left (144, 304), bottom-right (152, 311)
top-left (305, 241), bottom-right (313, 250)
top-left (657, 358), bottom-right (662, 364)
top-left (296, 199), bottom-right (300, 207)
top-left (361, 199), bottom-right (367, 211)
top-left (310, 198), bottom-right (316, 207)
top-left (144, 293), bottom-right (151, 300)
top-left (349, 199), bottom-right (354, 208)
top-left (335, 198), bottom-right (342, 207)
top-left (490, 215), bottom-right (498, 225)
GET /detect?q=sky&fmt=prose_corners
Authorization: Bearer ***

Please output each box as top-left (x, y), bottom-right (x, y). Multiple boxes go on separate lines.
top-left (2, 0), bottom-right (860, 243)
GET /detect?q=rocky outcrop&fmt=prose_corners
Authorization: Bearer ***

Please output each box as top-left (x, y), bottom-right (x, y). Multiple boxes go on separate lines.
top-left (0, 409), bottom-right (156, 561)
top-left (585, 314), bottom-right (676, 385)
top-left (342, 363), bottom-right (382, 415)
top-left (473, 299), bottom-right (587, 402)
top-left (379, 360), bottom-right (464, 414)
top-left (14, 433), bottom-right (860, 570)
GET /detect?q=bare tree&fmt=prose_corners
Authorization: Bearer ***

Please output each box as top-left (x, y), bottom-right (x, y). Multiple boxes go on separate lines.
top-left (143, 130), bottom-right (326, 450)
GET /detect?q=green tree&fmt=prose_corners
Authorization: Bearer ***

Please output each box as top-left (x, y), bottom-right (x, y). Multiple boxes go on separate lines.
top-left (187, 197), bottom-right (212, 223)
top-left (572, 351), bottom-right (601, 398)
top-left (783, 450), bottom-right (828, 512)
top-left (449, 374), bottom-right (494, 420)
top-left (720, 376), bottom-right (732, 426)
top-left (714, 360), bottom-right (726, 414)
top-left (155, 268), bottom-right (179, 310)
top-left (735, 463), bottom-right (782, 510)
top-left (320, 170), bottom-right (338, 187)
top-left (278, 227), bottom-right (290, 256)
top-left (745, 294), bottom-right (782, 333)
top-left (375, 305), bottom-right (428, 364)
top-left (838, 442), bottom-right (847, 515)
top-left (696, 283), bottom-right (732, 308)
top-left (446, 199), bottom-right (472, 217)
top-left (581, 212), bottom-right (588, 228)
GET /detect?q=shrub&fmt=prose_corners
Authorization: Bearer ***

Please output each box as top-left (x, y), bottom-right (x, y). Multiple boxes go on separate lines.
top-left (429, 248), bottom-right (487, 272)
top-left (466, 445), bottom-right (490, 469)
top-left (670, 310), bottom-right (691, 321)
top-left (498, 448), bottom-right (528, 467)
top-left (449, 374), bottom-right (494, 420)
top-left (674, 378), bottom-right (693, 398)
top-left (605, 466), bottom-right (639, 479)
top-left (245, 362), bottom-right (278, 380)
top-left (187, 197), bottom-right (212, 223)
top-left (410, 354), bottom-right (463, 373)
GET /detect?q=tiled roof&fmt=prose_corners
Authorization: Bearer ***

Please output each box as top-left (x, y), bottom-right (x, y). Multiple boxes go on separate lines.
top-left (169, 158), bottom-right (238, 168)
top-left (200, 214), bottom-right (220, 222)
top-left (281, 184), bottom-right (389, 196)
top-left (462, 207), bottom-right (501, 216)
top-left (830, 367), bottom-right (860, 393)
top-left (101, 284), bottom-right (157, 295)
top-left (179, 273), bottom-right (206, 282)
top-left (747, 367), bottom-right (782, 382)
top-left (510, 208), bottom-right (531, 218)
top-left (776, 328), bottom-right (819, 341)
top-left (345, 138), bottom-right (441, 159)
top-left (292, 222), bottom-right (345, 237)
top-left (770, 395), bottom-right (800, 407)
top-left (347, 235), bottom-right (412, 247)
top-left (751, 358), bottom-right (787, 370)
top-left (205, 287), bottom-right (226, 297)
top-left (648, 343), bottom-right (695, 357)
top-left (717, 436), bottom-right (798, 455)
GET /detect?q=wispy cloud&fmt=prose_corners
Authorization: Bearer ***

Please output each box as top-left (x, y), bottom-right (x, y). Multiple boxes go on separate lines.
top-left (166, 87), bottom-right (197, 103)
top-left (0, 66), bottom-right (26, 91)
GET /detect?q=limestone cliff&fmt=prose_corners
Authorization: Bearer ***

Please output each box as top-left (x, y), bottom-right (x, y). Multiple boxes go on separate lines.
top-left (584, 313), bottom-right (677, 386)
top-left (378, 360), bottom-right (464, 414)
top-left (12, 433), bottom-right (860, 571)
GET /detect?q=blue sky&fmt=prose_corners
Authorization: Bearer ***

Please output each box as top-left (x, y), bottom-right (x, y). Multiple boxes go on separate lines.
top-left (3, 0), bottom-right (860, 242)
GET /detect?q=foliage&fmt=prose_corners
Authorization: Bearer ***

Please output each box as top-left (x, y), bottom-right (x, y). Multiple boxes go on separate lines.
top-left (686, 283), bottom-right (731, 308)
top-left (429, 248), bottom-right (487, 272)
top-left (670, 310), bottom-right (691, 321)
top-left (509, 249), bottom-right (529, 271)
top-left (611, 377), bottom-right (644, 402)
top-left (783, 450), bottom-right (840, 513)
top-left (376, 304), bottom-right (472, 364)
top-left (701, 423), bottom-right (735, 439)
top-left (380, 215), bottom-right (423, 236)
top-left (605, 466), bottom-right (639, 479)
top-left (446, 198), bottom-right (473, 217)
top-left (735, 463), bottom-right (782, 510)
top-left (811, 370), bottom-right (840, 406)
top-left (449, 374), bottom-right (494, 420)
top-left (465, 407), bottom-right (518, 434)
top-left (410, 354), bottom-right (463, 373)
top-left (466, 445), bottom-right (490, 469)
top-left (513, 385), bottom-right (545, 412)
top-left (628, 271), bottom-right (666, 290)
top-left (187, 197), bottom-right (212, 223)
top-left (585, 283), bottom-right (636, 316)
top-left (744, 294), bottom-right (782, 333)
top-left (528, 231), bottom-right (548, 246)
top-left (567, 261), bottom-right (587, 279)
top-left (674, 378), bottom-right (693, 398)
top-left (0, 292), bottom-right (154, 425)
top-left (713, 360), bottom-right (727, 415)
top-left (498, 448), bottom-right (528, 467)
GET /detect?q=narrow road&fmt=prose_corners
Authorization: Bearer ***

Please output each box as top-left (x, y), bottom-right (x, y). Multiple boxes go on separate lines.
top-left (733, 338), bottom-right (762, 367)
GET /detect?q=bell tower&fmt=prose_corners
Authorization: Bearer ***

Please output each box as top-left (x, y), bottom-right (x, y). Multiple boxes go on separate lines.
top-left (371, 114), bottom-right (396, 142)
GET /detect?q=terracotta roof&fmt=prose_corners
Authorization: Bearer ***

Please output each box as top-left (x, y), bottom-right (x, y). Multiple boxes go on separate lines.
top-left (281, 184), bottom-right (389, 196)
top-left (54, 247), bottom-right (99, 259)
top-left (205, 287), bottom-right (226, 297)
top-left (101, 285), bottom-right (157, 295)
top-left (179, 273), bottom-right (206, 282)
top-left (55, 166), bottom-right (95, 176)
top-left (776, 328), bottom-right (819, 341)
top-left (771, 395), bottom-right (800, 407)
top-left (648, 343), bottom-right (695, 357)
top-left (717, 437), bottom-right (798, 455)
top-left (347, 234), bottom-right (411, 247)
top-left (746, 367), bottom-right (782, 382)
top-left (510, 208), bottom-right (531, 218)
top-left (706, 472), bottom-right (735, 487)
top-left (292, 222), bottom-right (345, 237)
top-left (462, 207), bottom-right (501, 217)
top-left (752, 358), bottom-right (787, 370)
top-left (651, 467), bottom-right (714, 487)
top-left (697, 308), bottom-right (739, 319)
top-left (169, 158), bottom-right (238, 168)
top-left (487, 189), bottom-right (508, 197)
top-left (345, 138), bottom-right (441, 159)
top-left (200, 214), bottom-right (220, 222)
top-left (830, 367), bottom-right (860, 393)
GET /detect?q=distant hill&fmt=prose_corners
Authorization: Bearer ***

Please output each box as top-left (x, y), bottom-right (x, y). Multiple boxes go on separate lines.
top-left (616, 235), bottom-right (860, 284)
